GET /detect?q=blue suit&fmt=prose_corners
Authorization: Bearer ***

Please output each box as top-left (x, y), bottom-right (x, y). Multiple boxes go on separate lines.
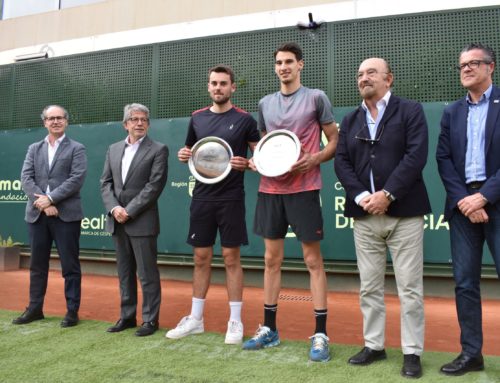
top-left (436, 85), bottom-right (500, 357)
top-left (21, 136), bottom-right (87, 312)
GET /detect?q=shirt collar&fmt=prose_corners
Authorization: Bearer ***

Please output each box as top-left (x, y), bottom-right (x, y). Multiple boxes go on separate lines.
top-left (466, 84), bottom-right (492, 105)
top-left (44, 134), bottom-right (65, 145)
top-left (361, 90), bottom-right (391, 111)
top-left (125, 135), bottom-right (145, 146)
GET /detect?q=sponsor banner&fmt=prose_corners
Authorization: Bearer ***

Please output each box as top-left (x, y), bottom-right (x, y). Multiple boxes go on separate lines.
top-left (0, 105), bottom-right (494, 264)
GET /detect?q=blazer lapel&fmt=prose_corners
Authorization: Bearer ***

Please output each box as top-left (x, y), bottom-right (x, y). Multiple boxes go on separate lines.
top-left (49, 137), bottom-right (69, 173)
top-left (111, 141), bottom-right (126, 188)
top-left (123, 136), bottom-right (152, 186)
top-left (455, 98), bottom-right (469, 164)
top-left (376, 95), bottom-right (399, 138)
top-left (485, 87), bottom-right (500, 154)
top-left (40, 141), bottom-right (50, 174)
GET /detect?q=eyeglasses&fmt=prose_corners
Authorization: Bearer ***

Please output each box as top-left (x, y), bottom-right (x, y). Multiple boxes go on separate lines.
top-left (45, 116), bottom-right (66, 122)
top-left (456, 60), bottom-right (491, 71)
top-left (356, 69), bottom-right (389, 80)
top-left (128, 117), bottom-right (149, 123)
top-left (354, 123), bottom-right (385, 143)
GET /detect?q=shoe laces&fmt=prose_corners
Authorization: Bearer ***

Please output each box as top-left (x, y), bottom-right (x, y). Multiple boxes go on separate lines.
top-left (177, 315), bottom-right (195, 329)
top-left (228, 320), bottom-right (242, 333)
top-left (310, 333), bottom-right (329, 350)
top-left (252, 325), bottom-right (271, 339)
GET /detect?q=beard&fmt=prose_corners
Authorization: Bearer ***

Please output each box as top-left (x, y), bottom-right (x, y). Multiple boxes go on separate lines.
top-left (211, 94), bottom-right (231, 105)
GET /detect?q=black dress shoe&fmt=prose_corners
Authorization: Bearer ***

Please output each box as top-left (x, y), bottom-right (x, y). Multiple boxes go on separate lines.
top-left (440, 353), bottom-right (484, 376)
top-left (348, 347), bottom-right (387, 365)
top-left (61, 310), bottom-right (79, 328)
top-left (401, 354), bottom-right (422, 379)
top-left (107, 318), bottom-right (137, 333)
top-left (12, 308), bottom-right (44, 325)
top-left (135, 321), bottom-right (158, 337)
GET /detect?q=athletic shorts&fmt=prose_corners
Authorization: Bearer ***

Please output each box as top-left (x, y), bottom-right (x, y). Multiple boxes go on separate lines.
top-left (253, 190), bottom-right (324, 242)
top-left (187, 199), bottom-right (248, 248)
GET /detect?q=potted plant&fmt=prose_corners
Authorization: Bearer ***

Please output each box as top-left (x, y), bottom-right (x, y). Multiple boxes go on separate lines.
top-left (0, 235), bottom-right (22, 271)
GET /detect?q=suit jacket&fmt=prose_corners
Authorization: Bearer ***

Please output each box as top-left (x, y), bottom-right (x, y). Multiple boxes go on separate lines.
top-left (334, 94), bottom-right (431, 217)
top-left (100, 135), bottom-right (168, 236)
top-left (436, 85), bottom-right (500, 221)
top-left (21, 136), bottom-right (87, 223)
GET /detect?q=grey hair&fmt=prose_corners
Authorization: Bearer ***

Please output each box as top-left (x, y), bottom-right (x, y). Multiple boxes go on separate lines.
top-left (40, 105), bottom-right (69, 121)
top-left (123, 103), bottom-right (150, 123)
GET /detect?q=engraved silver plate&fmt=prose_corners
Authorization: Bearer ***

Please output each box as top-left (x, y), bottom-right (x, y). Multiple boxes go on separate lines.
top-left (188, 136), bottom-right (233, 184)
top-left (254, 129), bottom-right (301, 177)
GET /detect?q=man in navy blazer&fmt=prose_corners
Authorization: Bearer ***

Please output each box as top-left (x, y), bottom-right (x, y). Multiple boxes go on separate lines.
top-left (100, 103), bottom-right (168, 337)
top-left (436, 43), bottom-right (500, 376)
top-left (335, 58), bottom-right (431, 379)
top-left (13, 105), bottom-right (87, 328)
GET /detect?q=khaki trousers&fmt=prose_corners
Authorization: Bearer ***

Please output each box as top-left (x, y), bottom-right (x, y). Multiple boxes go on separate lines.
top-left (353, 215), bottom-right (425, 355)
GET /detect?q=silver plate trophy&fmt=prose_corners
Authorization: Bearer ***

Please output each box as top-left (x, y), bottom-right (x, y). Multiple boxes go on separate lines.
top-left (254, 129), bottom-right (301, 177)
top-left (188, 136), bottom-right (233, 184)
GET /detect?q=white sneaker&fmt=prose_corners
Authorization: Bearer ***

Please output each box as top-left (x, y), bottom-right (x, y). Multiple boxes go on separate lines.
top-left (225, 320), bottom-right (243, 345)
top-left (165, 315), bottom-right (204, 339)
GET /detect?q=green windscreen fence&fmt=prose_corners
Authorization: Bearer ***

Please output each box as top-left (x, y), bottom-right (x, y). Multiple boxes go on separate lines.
top-left (0, 6), bottom-right (499, 266)
top-left (1, 6), bottom-right (499, 129)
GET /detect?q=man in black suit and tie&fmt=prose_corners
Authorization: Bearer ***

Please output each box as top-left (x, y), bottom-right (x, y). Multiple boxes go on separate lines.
top-left (334, 58), bottom-right (431, 379)
top-left (437, 43), bottom-right (500, 376)
top-left (13, 105), bottom-right (87, 328)
top-left (100, 103), bottom-right (168, 337)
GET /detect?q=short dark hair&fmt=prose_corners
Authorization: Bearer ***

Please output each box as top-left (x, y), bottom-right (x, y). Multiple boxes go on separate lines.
top-left (460, 43), bottom-right (496, 64)
top-left (208, 64), bottom-right (235, 83)
top-left (274, 42), bottom-right (303, 61)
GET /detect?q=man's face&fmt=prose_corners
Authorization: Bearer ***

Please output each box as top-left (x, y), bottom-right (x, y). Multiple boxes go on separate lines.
top-left (275, 51), bottom-right (303, 85)
top-left (357, 58), bottom-right (392, 101)
top-left (208, 71), bottom-right (235, 105)
top-left (459, 48), bottom-right (494, 92)
top-left (43, 106), bottom-right (68, 138)
top-left (123, 110), bottom-right (149, 143)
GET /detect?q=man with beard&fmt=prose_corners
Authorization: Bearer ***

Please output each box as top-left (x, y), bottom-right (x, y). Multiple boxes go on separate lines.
top-left (334, 57), bottom-right (430, 378)
top-left (166, 64), bottom-right (259, 345)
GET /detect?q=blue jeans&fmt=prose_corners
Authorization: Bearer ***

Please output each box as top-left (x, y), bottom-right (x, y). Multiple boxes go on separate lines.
top-left (449, 204), bottom-right (500, 357)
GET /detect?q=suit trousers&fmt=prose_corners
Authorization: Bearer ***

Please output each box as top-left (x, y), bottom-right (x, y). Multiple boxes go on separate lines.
top-left (113, 224), bottom-right (161, 323)
top-left (28, 215), bottom-right (82, 312)
top-left (449, 203), bottom-right (500, 357)
top-left (353, 215), bottom-right (425, 355)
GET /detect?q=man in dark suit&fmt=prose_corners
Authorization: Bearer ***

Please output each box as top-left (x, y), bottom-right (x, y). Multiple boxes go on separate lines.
top-left (335, 58), bottom-right (431, 379)
top-left (13, 105), bottom-right (87, 328)
top-left (100, 103), bottom-right (168, 337)
top-left (436, 43), bottom-right (500, 376)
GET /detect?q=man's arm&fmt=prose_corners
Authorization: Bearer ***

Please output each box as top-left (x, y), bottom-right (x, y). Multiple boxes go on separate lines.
top-left (20, 143), bottom-right (45, 202)
top-left (290, 121), bottom-right (338, 173)
top-left (100, 147), bottom-right (121, 213)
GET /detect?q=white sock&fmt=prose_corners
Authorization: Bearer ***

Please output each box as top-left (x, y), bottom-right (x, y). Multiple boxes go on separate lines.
top-left (190, 297), bottom-right (205, 321)
top-left (229, 301), bottom-right (242, 322)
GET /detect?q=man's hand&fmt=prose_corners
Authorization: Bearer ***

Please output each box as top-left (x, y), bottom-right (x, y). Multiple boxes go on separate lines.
top-left (230, 156), bottom-right (249, 171)
top-left (361, 191), bottom-right (390, 215)
top-left (468, 208), bottom-right (489, 223)
top-left (177, 147), bottom-right (192, 163)
top-left (33, 193), bottom-right (52, 210)
top-left (43, 206), bottom-right (59, 217)
top-left (290, 148), bottom-right (319, 174)
top-left (112, 206), bottom-right (130, 224)
top-left (457, 193), bottom-right (487, 217)
top-left (248, 157), bottom-right (257, 171)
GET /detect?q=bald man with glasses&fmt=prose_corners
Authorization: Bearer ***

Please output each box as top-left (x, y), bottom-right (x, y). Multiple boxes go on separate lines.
top-left (334, 58), bottom-right (431, 379)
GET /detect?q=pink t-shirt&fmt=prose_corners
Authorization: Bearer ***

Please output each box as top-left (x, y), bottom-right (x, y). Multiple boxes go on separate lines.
top-left (257, 86), bottom-right (334, 194)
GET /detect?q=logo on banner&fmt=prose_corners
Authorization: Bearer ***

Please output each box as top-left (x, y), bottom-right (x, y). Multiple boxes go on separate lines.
top-left (0, 179), bottom-right (28, 203)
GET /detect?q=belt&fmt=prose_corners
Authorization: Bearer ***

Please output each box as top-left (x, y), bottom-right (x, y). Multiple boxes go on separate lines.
top-left (467, 181), bottom-right (485, 190)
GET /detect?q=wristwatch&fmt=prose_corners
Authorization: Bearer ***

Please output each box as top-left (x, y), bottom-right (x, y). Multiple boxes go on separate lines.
top-left (382, 189), bottom-right (396, 202)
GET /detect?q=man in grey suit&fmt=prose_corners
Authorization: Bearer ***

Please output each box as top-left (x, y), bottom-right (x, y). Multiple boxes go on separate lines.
top-left (100, 103), bottom-right (168, 337)
top-left (13, 105), bottom-right (87, 328)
